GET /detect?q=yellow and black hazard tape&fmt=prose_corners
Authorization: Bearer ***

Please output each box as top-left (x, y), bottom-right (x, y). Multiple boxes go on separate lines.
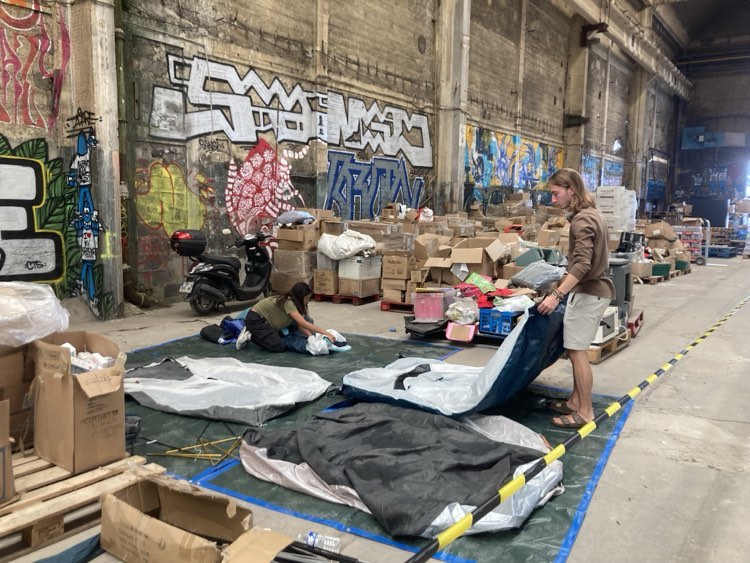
top-left (406, 296), bottom-right (750, 563)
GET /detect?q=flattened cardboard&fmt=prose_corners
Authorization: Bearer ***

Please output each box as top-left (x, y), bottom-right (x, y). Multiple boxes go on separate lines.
top-left (32, 331), bottom-right (125, 474)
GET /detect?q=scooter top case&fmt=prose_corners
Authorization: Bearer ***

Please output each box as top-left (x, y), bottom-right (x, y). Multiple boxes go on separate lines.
top-left (171, 230), bottom-right (206, 257)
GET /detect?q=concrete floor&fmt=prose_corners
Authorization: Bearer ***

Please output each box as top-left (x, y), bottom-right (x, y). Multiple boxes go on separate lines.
top-left (56, 257), bottom-right (749, 562)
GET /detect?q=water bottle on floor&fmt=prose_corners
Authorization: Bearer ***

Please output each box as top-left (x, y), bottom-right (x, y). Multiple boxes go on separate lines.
top-left (296, 531), bottom-right (341, 553)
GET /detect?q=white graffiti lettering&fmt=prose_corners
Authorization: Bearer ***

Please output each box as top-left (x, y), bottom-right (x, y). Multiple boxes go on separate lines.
top-left (0, 158), bottom-right (63, 280)
top-left (149, 55), bottom-right (432, 167)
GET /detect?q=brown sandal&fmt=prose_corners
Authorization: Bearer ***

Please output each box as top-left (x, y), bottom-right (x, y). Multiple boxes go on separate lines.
top-left (546, 400), bottom-right (574, 415)
top-left (551, 412), bottom-right (589, 429)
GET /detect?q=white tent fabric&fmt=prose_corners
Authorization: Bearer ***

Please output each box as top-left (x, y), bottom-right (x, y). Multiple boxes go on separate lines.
top-left (342, 312), bottom-right (531, 415)
top-left (125, 356), bottom-right (331, 425)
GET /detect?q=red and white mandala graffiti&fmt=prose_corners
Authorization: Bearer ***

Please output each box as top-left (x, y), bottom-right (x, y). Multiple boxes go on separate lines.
top-left (226, 139), bottom-right (307, 235)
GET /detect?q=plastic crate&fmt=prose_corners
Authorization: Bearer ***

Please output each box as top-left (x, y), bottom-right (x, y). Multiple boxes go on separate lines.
top-left (412, 292), bottom-right (447, 323)
top-left (675, 260), bottom-right (690, 271)
top-left (478, 309), bottom-right (521, 336)
top-left (651, 263), bottom-right (671, 277)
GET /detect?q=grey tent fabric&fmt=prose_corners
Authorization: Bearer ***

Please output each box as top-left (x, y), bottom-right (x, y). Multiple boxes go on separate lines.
top-left (240, 402), bottom-right (563, 537)
top-left (125, 356), bottom-right (331, 426)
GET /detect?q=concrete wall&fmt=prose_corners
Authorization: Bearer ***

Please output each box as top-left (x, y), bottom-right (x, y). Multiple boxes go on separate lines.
top-left (0, 0), bottom-right (121, 319)
top-left (0, 0), bottom-right (688, 302)
top-left (122, 0), bottom-right (436, 296)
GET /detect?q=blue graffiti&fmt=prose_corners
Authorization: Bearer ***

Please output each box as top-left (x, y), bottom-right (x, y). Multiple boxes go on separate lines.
top-left (67, 127), bottom-right (102, 307)
top-left (68, 128), bottom-right (97, 215)
top-left (325, 150), bottom-right (424, 220)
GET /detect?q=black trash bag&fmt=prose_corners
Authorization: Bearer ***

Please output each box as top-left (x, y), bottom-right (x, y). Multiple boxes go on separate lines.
top-left (199, 323), bottom-right (234, 344)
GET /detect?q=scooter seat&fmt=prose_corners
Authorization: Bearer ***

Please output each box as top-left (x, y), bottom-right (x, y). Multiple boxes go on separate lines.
top-left (202, 255), bottom-right (242, 270)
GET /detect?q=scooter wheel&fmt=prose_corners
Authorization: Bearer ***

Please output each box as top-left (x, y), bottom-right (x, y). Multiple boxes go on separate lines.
top-left (190, 295), bottom-right (219, 314)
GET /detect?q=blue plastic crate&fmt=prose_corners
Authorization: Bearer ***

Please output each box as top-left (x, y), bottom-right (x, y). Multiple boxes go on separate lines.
top-left (478, 309), bottom-right (522, 336)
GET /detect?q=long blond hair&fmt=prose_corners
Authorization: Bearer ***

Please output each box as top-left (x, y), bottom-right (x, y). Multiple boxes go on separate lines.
top-left (548, 168), bottom-right (595, 213)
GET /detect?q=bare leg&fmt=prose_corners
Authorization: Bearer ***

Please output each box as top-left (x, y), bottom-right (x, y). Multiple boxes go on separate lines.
top-left (567, 349), bottom-right (594, 420)
top-left (552, 350), bottom-right (595, 425)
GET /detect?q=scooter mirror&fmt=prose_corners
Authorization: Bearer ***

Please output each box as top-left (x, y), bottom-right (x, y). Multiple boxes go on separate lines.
top-left (222, 228), bottom-right (232, 235)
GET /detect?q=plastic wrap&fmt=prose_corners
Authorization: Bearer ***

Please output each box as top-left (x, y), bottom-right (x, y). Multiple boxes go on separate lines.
top-left (445, 298), bottom-right (479, 324)
top-left (510, 261), bottom-right (565, 293)
top-left (317, 230), bottom-right (377, 260)
top-left (0, 282), bottom-right (70, 347)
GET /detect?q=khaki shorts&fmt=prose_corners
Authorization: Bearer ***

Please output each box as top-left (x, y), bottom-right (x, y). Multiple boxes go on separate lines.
top-left (563, 292), bottom-right (611, 350)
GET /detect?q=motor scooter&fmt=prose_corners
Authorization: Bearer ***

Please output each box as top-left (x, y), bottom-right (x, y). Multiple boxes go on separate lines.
top-left (170, 228), bottom-right (272, 314)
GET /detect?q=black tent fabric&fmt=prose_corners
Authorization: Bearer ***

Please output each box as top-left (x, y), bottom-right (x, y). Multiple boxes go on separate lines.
top-left (242, 403), bottom-right (546, 536)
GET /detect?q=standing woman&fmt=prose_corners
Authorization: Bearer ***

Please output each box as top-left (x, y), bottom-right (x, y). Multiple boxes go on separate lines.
top-left (537, 168), bottom-right (615, 428)
top-left (237, 282), bottom-right (336, 353)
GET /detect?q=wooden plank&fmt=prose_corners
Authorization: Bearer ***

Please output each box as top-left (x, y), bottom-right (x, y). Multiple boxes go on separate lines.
top-left (0, 463), bottom-right (164, 538)
top-left (588, 331), bottom-right (631, 365)
top-left (12, 459), bottom-right (53, 478)
top-left (6, 457), bottom-right (148, 515)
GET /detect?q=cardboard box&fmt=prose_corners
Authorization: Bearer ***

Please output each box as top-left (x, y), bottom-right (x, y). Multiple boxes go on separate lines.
top-left (273, 250), bottom-right (316, 275)
top-left (450, 238), bottom-right (506, 277)
top-left (276, 223), bottom-right (319, 251)
top-left (297, 208), bottom-right (335, 221)
top-left (320, 219), bottom-right (347, 236)
top-left (537, 229), bottom-right (561, 247)
top-left (381, 278), bottom-right (408, 291)
top-left (0, 400), bottom-right (14, 504)
top-left (101, 476), bottom-right (291, 563)
top-left (382, 254), bottom-right (411, 279)
top-left (424, 257), bottom-right (453, 285)
top-left (338, 277), bottom-right (380, 298)
top-left (313, 269), bottom-right (338, 295)
top-left (270, 273), bottom-right (313, 294)
top-left (339, 256), bottom-right (382, 280)
top-left (0, 351), bottom-right (32, 414)
top-left (32, 332), bottom-right (126, 474)
top-left (645, 221), bottom-right (677, 241)
top-left (382, 288), bottom-right (405, 303)
top-left (502, 263), bottom-right (526, 279)
top-left (630, 261), bottom-right (653, 278)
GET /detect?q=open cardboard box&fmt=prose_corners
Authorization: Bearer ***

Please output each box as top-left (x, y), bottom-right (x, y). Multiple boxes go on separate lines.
top-left (31, 331), bottom-right (126, 474)
top-left (101, 476), bottom-right (292, 563)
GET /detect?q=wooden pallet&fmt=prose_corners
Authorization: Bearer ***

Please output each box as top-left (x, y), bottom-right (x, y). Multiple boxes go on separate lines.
top-left (588, 330), bottom-right (631, 365)
top-left (636, 275), bottom-right (665, 284)
top-left (313, 293), bottom-right (380, 306)
top-left (380, 300), bottom-right (414, 312)
top-left (667, 270), bottom-right (680, 280)
top-left (0, 454), bottom-right (164, 561)
top-left (627, 308), bottom-right (644, 338)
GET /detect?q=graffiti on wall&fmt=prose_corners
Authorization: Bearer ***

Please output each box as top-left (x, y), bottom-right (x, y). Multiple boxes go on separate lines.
top-left (0, 134), bottom-right (113, 316)
top-left (325, 150), bottom-right (424, 220)
top-left (149, 54), bottom-right (432, 167)
top-left (67, 126), bottom-right (103, 311)
top-left (602, 159), bottom-right (625, 187)
top-left (226, 139), bottom-right (307, 235)
top-left (581, 154), bottom-right (602, 192)
top-left (0, 1), bottom-right (70, 131)
top-left (0, 151), bottom-right (63, 281)
top-left (464, 125), bottom-right (563, 209)
top-left (134, 159), bottom-right (207, 236)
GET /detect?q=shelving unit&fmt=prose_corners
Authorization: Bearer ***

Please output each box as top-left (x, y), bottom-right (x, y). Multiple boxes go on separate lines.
top-left (672, 225), bottom-right (703, 262)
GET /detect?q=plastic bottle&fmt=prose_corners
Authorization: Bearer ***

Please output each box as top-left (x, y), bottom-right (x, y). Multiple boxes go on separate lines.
top-left (296, 531), bottom-right (341, 553)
